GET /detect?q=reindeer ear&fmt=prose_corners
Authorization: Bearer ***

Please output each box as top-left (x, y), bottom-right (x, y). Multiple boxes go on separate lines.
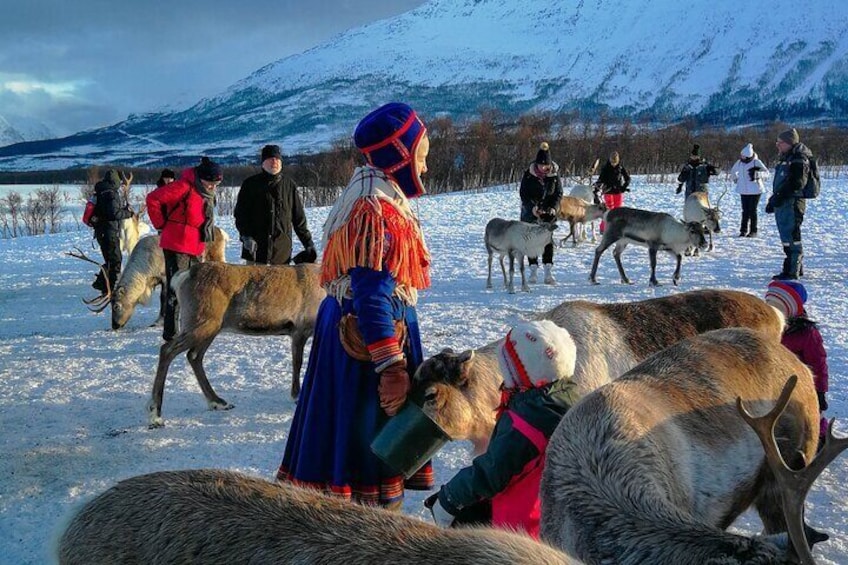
top-left (455, 350), bottom-right (475, 388)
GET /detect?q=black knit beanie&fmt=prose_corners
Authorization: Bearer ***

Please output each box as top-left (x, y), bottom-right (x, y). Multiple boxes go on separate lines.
top-left (535, 142), bottom-right (552, 165)
top-left (196, 157), bottom-right (223, 182)
top-left (690, 144), bottom-right (701, 157)
top-left (778, 128), bottom-right (800, 145)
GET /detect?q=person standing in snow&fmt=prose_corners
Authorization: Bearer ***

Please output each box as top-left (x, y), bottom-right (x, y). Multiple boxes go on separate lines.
top-left (277, 103), bottom-right (433, 510)
top-left (764, 280), bottom-right (830, 448)
top-left (234, 144), bottom-right (316, 265)
top-left (730, 143), bottom-right (769, 237)
top-left (424, 320), bottom-right (579, 538)
top-left (765, 127), bottom-right (813, 280)
top-left (677, 144), bottom-right (719, 198)
top-left (155, 168), bottom-right (176, 188)
top-left (594, 150), bottom-right (630, 233)
top-left (88, 169), bottom-right (133, 293)
top-left (146, 157), bottom-right (222, 341)
top-left (519, 142), bottom-right (562, 285)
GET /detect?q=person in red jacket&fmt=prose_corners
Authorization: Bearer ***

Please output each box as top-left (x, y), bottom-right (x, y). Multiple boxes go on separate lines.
top-left (764, 280), bottom-right (830, 446)
top-left (146, 157), bottom-right (223, 341)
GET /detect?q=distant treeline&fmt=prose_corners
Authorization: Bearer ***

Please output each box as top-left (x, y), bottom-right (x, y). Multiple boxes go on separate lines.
top-left (2, 114), bottom-right (846, 208)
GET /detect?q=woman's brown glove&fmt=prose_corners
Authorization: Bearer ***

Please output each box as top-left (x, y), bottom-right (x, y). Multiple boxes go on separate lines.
top-left (379, 361), bottom-right (410, 416)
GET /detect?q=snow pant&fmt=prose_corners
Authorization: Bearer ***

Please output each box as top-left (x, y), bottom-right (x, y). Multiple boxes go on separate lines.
top-left (775, 199), bottom-right (805, 278)
top-left (162, 249), bottom-right (199, 341)
top-left (600, 192), bottom-right (624, 233)
top-left (739, 194), bottom-right (761, 235)
top-left (94, 226), bottom-right (122, 292)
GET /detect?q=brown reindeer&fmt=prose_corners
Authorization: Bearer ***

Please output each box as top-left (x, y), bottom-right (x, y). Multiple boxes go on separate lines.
top-left (147, 262), bottom-right (325, 428)
top-left (557, 196), bottom-right (606, 247)
top-left (414, 289), bottom-right (783, 454)
top-left (540, 328), bottom-right (847, 564)
top-left (57, 469), bottom-right (579, 565)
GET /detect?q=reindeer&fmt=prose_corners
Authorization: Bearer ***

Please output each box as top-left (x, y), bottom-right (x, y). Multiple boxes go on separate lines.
top-left (540, 328), bottom-right (847, 565)
top-left (413, 290), bottom-right (783, 454)
top-left (557, 196), bottom-right (607, 247)
top-left (111, 229), bottom-right (228, 330)
top-left (57, 469), bottom-right (578, 565)
top-left (111, 171), bottom-right (151, 256)
top-left (564, 158), bottom-right (602, 242)
top-left (485, 218), bottom-right (557, 293)
top-left (148, 262), bottom-right (325, 428)
top-left (683, 188), bottom-right (725, 254)
top-left (589, 206), bottom-right (707, 286)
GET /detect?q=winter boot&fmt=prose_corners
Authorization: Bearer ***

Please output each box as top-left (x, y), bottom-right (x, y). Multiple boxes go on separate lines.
top-left (773, 248), bottom-right (790, 279)
top-left (543, 264), bottom-right (556, 285)
top-left (528, 264), bottom-right (538, 284)
top-left (746, 231), bottom-right (757, 238)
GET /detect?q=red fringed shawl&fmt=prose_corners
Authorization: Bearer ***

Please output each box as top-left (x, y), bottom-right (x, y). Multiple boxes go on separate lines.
top-left (321, 195), bottom-right (430, 292)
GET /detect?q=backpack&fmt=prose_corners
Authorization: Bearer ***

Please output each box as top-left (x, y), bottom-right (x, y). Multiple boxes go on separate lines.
top-left (82, 197), bottom-right (97, 227)
top-left (802, 157), bottom-right (820, 199)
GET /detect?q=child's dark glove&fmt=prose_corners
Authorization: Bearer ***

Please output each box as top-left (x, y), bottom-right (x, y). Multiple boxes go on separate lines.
top-left (676, 184), bottom-right (683, 194)
top-left (424, 492), bottom-right (455, 528)
top-left (817, 391), bottom-right (828, 412)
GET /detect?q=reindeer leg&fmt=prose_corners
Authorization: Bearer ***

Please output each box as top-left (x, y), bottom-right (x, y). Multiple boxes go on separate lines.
top-left (507, 252), bottom-right (516, 294)
top-left (519, 254), bottom-right (530, 292)
top-left (499, 254), bottom-right (508, 290)
top-left (613, 241), bottom-right (632, 285)
top-left (708, 229), bottom-right (714, 252)
top-left (486, 250), bottom-right (494, 289)
top-left (186, 335), bottom-right (233, 412)
top-left (148, 338), bottom-right (191, 428)
top-left (672, 253), bottom-right (683, 286)
top-left (645, 247), bottom-right (660, 286)
top-left (290, 332), bottom-right (308, 400)
top-left (149, 281), bottom-right (166, 327)
top-left (589, 237), bottom-right (615, 284)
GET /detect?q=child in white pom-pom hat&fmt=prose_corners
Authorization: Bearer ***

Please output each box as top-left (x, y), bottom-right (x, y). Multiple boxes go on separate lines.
top-left (424, 320), bottom-right (580, 538)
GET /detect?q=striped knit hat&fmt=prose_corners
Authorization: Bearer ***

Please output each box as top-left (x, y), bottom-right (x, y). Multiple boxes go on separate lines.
top-left (499, 320), bottom-right (577, 389)
top-left (765, 280), bottom-right (807, 319)
top-left (354, 102), bottom-right (428, 198)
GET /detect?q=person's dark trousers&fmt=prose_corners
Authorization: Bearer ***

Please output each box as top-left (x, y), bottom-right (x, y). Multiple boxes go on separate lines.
top-left (774, 199), bottom-right (804, 279)
top-left (740, 194), bottom-right (761, 236)
top-left (95, 227), bottom-right (122, 291)
top-left (162, 250), bottom-right (199, 341)
top-left (528, 243), bottom-right (555, 266)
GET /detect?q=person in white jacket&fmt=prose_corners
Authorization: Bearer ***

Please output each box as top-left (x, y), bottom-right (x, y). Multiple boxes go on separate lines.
top-left (730, 143), bottom-right (769, 237)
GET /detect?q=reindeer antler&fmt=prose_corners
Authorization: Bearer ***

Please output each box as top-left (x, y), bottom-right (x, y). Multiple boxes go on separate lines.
top-left (714, 187), bottom-right (729, 211)
top-left (66, 247), bottom-right (112, 312)
top-left (737, 376), bottom-right (848, 565)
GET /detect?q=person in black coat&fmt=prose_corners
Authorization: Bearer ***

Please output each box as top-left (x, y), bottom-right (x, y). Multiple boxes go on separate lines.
top-left (89, 169), bottom-right (132, 292)
top-left (677, 144), bottom-right (719, 197)
top-left (234, 144), bottom-right (316, 265)
top-left (519, 142), bottom-right (562, 284)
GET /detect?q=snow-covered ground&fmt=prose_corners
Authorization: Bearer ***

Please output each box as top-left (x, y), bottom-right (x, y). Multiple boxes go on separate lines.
top-left (1, 175), bottom-right (846, 564)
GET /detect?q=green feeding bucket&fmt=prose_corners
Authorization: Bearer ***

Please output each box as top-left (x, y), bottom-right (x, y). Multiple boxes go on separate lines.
top-left (370, 401), bottom-right (452, 479)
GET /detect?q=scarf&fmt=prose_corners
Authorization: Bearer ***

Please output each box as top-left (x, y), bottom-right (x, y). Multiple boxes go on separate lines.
top-left (321, 166), bottom-right (430, 305)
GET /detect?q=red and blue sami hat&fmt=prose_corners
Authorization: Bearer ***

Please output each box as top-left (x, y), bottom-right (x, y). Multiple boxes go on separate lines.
top-left (354, 102), bottom-right (427, 198)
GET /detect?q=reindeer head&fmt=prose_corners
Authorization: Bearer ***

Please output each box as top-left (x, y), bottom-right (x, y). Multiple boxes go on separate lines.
top-left (413, 348), bottom-right (496, 444)
top-left (685, 221), bottom-right (709, 251)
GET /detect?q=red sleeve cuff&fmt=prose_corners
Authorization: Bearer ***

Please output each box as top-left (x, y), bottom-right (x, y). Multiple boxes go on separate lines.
top-left (367, 337), bottom-right (404, 370)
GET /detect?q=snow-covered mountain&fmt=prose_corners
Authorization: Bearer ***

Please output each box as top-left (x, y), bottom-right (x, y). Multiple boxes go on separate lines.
top-left (0, 115), bottom-right (25, 147)
top-left (0, 114), bottom-right (54, 148)
top-left (2, 0), bottom-right (847, 170)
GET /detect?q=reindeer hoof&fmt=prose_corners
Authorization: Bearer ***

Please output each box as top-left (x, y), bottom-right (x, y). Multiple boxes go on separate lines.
top-left (650, 280), bottom-right (661, 287)
top-left (521, 286), bottom-right (531, 292)
top-left (209, 400), bottom-right (235, 411)
top-left (621, 278), bottom-right (633, 285)
top-left (148, 418), bottom-right (165, 429)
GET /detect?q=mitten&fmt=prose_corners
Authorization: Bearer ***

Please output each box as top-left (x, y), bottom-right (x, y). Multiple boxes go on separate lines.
top-left (817, 391), bottom-right (828, 412)
top-left (241, 236), bottom-right (257, 256)
top-left (425, 492), bottom-right (456, 528)
top-left (378, 360), bottom-right (410, 416)
top-left (676, 184), bottom-right (683, 194)
top-left (765, 197), bottom-right (775, 214)
top-left (748, 166), bottom-right (762, 182)
top-left (292, 246), bottom-right (317, 264)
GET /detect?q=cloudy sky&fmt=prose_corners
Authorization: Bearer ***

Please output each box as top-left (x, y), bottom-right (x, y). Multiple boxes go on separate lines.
top-left (1, 0), bottom-right (424, 138)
